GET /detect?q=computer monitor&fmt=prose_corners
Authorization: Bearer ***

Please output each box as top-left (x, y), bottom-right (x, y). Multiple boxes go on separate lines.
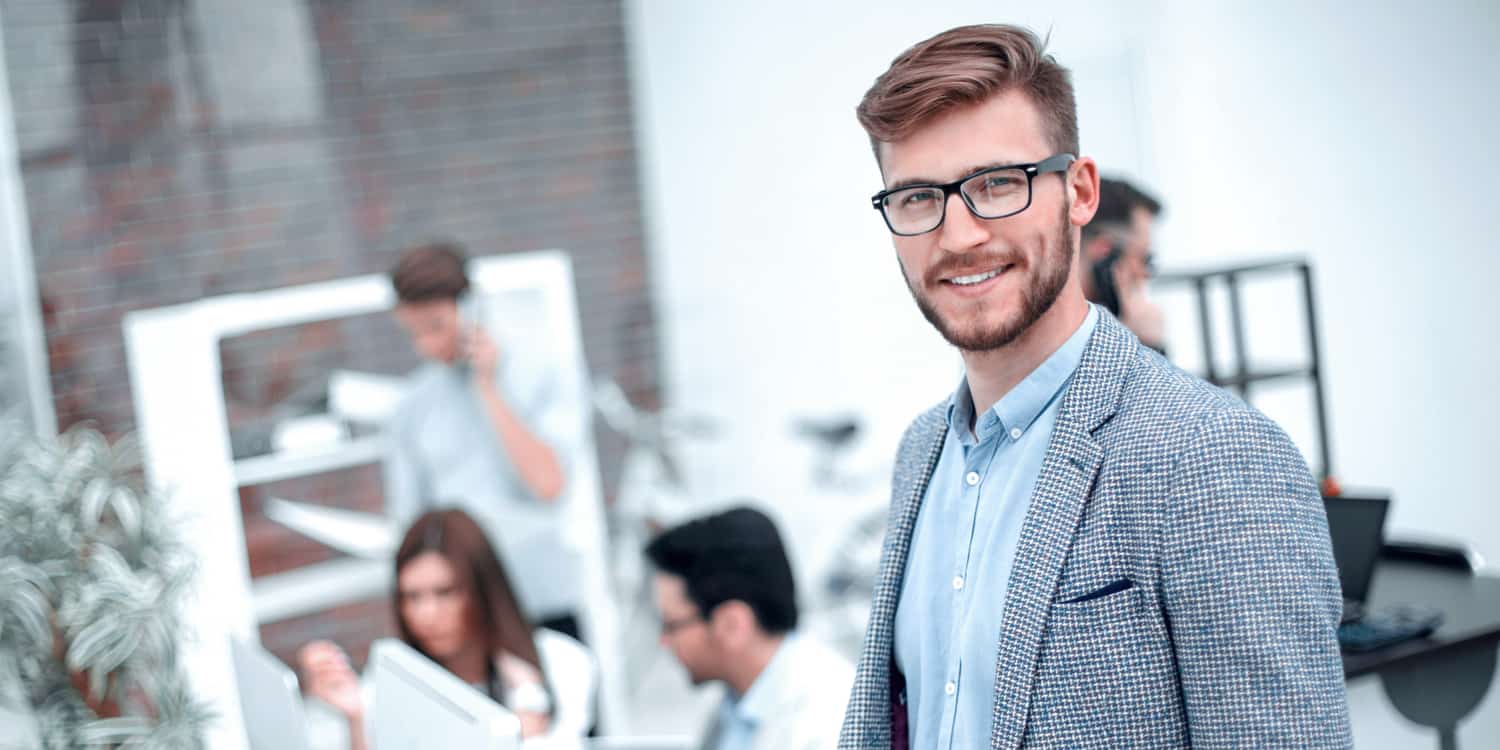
top-left (229, 638), bottom-right (312, 750)
top-left (1322, 494), bottom-right (1390, 604)
top-left (368, 638), bottom-right (522, 750)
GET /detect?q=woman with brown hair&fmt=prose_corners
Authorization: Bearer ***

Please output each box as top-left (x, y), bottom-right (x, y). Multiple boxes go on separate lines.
top-left (297, 508), bottom-right (594, 749)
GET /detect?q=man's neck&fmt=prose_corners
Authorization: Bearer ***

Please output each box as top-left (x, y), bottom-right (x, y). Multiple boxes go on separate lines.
top-left (960, 290), bottom-right (1090, 422)
top-left (724, 634), bottom-right (786, 697)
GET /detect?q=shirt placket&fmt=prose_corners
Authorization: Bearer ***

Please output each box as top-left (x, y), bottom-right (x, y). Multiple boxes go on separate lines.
top-left (940, 419), bottom-right (1001, 749)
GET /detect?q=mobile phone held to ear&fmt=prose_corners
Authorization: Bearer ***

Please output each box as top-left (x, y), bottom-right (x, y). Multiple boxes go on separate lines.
top-left (1091, 245), bottom-right (1124, 317)
top-left (458, 292), bottom-right (481, 329)
top-left (456, 292), bottom-right (480, 365)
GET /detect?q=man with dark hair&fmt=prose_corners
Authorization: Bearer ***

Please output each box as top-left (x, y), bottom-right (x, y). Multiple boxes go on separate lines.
top-left (1081, 177), bottom-right (1167, 351)
top-left (384, 240), bottom-right (584, 639)
top-left (843, 23), bottom-right (1349, 749)
top-left (647, 506), bottom-right (852, 750)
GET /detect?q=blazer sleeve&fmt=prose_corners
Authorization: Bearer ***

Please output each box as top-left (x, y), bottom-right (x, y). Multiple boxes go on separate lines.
top-left (1160, 407), bottom-right (1352, 748)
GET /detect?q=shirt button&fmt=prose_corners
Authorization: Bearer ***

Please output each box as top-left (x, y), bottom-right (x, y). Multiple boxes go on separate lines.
top-left (952, 576), bottom-right (965, 590)
top-left (944, 681), bottom-right (957, 696)
top-left (1010, 427), bottom-right (1023, 440)
top-left (965, 471), bottom-right (980, 486)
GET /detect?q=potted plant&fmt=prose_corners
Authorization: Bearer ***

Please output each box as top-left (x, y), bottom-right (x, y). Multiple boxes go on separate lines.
top-left (0, 424), bottom-right (209, 748)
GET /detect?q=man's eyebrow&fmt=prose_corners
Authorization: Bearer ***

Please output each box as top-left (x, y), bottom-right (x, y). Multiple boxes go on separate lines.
top-left (885, 160), bottom-right (1024, 191)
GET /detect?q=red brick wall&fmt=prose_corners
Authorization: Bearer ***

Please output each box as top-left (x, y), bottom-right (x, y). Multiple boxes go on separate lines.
top-left (2, 0), bottom-right (658, 670)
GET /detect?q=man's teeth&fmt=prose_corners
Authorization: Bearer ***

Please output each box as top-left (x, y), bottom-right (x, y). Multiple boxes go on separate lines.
top-left (951, 269), bottom-right (1001, 286)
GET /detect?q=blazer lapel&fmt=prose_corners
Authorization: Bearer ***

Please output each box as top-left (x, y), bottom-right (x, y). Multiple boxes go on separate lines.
top-left (988, 313), bottom-right (1135, 749)
top-left (857, 406), bottom-right (948, 747)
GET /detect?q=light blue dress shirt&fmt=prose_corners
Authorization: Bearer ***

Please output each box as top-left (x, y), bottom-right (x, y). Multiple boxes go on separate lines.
top-left (384, 355), bottom-right (581, 619)
top-left (894, 305), bottom-right (1098, 749)
top-left (711, 635), bottom-right (798, 750)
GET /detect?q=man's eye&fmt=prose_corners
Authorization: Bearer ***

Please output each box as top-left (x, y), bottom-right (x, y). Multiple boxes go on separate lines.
top-left (899, 189), bottom-right (939, 207)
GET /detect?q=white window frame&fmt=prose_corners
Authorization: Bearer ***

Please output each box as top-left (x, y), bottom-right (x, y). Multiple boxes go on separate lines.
top-left (123, 251), bottom-right (626, 748)
top-left (0, 15), bottom-right (55, 437)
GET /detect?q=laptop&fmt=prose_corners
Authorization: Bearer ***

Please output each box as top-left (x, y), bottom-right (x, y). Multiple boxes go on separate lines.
top-left (1322, 494), bottom-right (1389, 623)
top-left (229, 638), bottom-right (313, 750)
top-left (368, 638), bottom-right (521, 750)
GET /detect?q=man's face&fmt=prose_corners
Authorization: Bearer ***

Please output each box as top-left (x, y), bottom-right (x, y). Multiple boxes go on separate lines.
top-left (653, 573), bottom-right (721, 686)
top-left (879, 90), bottom-right (1094, 352)
top-left (394, 299), bottom-right (462, 364)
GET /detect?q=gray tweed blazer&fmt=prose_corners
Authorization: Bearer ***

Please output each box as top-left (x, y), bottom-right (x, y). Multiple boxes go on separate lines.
top-left (839, 311), bottom-right (1352, 749)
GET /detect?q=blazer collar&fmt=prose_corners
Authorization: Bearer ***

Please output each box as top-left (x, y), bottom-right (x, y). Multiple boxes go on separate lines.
top-left (885, 309), bottom-right (1140, 748)
top-left (861, 308), bottom-right (1140, 749)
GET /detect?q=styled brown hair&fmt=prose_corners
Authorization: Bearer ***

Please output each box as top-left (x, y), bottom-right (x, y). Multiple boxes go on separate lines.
top-left (393, 509), bottom-right (547, 697)
top-left (856, 24), bottom-right (1078, 157)
top-left (390, 241), bottom-right (470, 303)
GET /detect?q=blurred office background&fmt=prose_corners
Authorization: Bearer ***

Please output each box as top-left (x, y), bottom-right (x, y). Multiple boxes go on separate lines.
top-left (2, 0), bottom-right (1497, 747)
top-left (0, 0), bottom-right (660, 669)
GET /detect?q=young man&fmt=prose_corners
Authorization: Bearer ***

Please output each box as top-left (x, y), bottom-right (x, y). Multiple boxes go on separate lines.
top-left (1080, 178), bottom-right (1167, 352)
top-left (384, 241), bottom-right (583, 638)
top-left (648, 506), bottom-right (852, 750)
top-left (840, 25), bottom-right (1350, 748)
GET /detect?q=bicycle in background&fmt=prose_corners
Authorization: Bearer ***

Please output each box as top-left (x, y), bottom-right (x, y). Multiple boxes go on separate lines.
top-left (592, 379), bottom-right (718, 687)
top-left (789, 415), bottom-right (892, 661)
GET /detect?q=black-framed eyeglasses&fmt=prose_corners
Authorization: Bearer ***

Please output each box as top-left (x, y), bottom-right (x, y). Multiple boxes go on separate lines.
top-left (870, 153), bottom-right (1076, 237)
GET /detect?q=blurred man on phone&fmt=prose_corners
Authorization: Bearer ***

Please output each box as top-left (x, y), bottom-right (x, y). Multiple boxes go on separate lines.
top-left (385, 241), bottom-right (584, 639)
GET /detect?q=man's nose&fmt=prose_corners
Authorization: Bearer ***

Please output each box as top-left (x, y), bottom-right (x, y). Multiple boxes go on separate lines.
top-left (935, 193), bottom-right (990, 253)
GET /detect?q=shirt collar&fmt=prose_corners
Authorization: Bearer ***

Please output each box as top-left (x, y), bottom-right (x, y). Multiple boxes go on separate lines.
top-left (724, 635), bottom-right (799, 727)
top-left (946, 305), bottom-right (1100, 444)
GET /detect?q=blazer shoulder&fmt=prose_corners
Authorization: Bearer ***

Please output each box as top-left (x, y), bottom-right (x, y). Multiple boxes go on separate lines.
top-left (895, 401), bottom-right (947, 459)
top-left (1100, 346), bottom-right (1302, 466)
top-left (1117, 350), bottom-right (1311, 483)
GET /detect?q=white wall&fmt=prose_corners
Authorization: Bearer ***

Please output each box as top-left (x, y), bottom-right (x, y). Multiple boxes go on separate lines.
top-left (1140, 0), bottom-right (1500, 557)
top-left (627, 0), bottom-right (1500, 746)
top-left (624, 0), bottom-right (1158, 580)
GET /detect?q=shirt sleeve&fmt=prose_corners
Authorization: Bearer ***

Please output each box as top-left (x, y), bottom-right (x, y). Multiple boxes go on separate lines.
top-left (512, 356), bottom-right (582, 491)
top-left (382, 401), bottom-right (429, 525)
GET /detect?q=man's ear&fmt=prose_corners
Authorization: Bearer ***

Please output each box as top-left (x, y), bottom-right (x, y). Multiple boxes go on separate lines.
top-left (1067, 156), bottom-right (1101, 229)
top-left (708, 600), bottom-right (757, 645)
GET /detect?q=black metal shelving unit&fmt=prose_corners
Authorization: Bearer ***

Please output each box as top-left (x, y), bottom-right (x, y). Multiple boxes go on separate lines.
top-left (1153, 257), bottom-right (1333, 479)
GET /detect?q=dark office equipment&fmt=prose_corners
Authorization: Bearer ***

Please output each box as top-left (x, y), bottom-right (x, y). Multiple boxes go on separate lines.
top-left (1324, 494), bottom-right (1389, 621)
top-left (1339, 605), bottom-right (1444, 652)
top-left (1322, 494), bottom-right (1448, 657)
top-left (1343, 559), bottom-right (1500, 750)
top-left (1383, 539), bottom-right (1480, 572)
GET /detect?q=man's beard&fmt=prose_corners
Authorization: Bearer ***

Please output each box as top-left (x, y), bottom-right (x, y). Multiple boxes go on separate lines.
top-left (903, 202), bottom-right (1074, 352)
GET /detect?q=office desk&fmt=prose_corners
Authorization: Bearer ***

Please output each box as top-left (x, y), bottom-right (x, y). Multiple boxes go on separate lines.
top-left (1343, 560), bottom-right (1500, 750)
